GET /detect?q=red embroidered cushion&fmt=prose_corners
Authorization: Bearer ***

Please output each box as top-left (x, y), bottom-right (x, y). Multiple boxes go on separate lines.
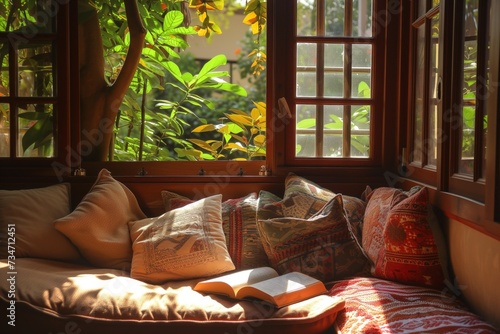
top-left (362, 186), bottom-right (449, 289)
top-left (330, 277), bottom-right (498, 333)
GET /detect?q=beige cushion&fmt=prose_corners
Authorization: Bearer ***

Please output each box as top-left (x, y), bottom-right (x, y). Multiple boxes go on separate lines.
top-left (129, 194), bottom-right (235, 283)
top-left (54, 169), bottom-right (146, 270)
top-left (0, 258), bottom-right (345, 334)
top-left (0, 183), bottom-right (81, 261)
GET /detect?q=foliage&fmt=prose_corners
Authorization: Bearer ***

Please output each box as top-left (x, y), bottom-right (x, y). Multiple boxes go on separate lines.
top-left (109, 0), bottom-right (267, 161)
top-left (0, 0), bottom-right (267, 161)
top-left (186, 101), bottom-right (266, 160)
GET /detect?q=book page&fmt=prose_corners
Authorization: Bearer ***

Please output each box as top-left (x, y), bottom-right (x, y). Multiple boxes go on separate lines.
top-left (194, 267), bottom-right (279, 298)
top-left (236, 272), bottom-right (327, 307)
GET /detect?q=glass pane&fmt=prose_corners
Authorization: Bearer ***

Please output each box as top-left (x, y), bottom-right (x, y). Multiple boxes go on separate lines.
top-left (297, 44), bottom-right (317, 97)
top-left (323, 44), bottom-right (344, 97)
top-left (352, 44), bottom-right (372, 98)
top-left (297, 0), bottom-right (317, 36)
top-left (412, 24), bottom-right (426, 164)
top-left (296, 104), bottom-right (317, 157)
top-left (427, 13), bottom-right (440, 167)
top-left (0, 103), bottom-right (9, 157)
top-left (353, 0), bottom-right (372, 37)
top-left (18, 43), bottom-right (54, 97)
top-left (459, 0), bottom-right (478, 175)
top-left (0, 43), bottom-right (8, 96)
top-left (0, 1), bottom-right (56, 33)
top-left (17, 104), bottom-right (54, 157)
top-left (323, 105), bottom-right (343, 157)
top-left (351, 105), bottom-right (370, 157)
top-left (325, 0), bottom-right (345, 36)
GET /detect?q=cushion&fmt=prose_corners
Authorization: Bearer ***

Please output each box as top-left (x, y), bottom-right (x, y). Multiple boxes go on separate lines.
top-left (257, 194), bottom-right (368, 283)
top-left (0, 258), bottom-right (345, 334)
top-left (129, 194), bottom-right (235, 283)
top-left (161, 191), bottom-right (269, 269)
top-left (282, 173), bottom-right (367, 242)
top-left (54, 169), bottom-right (146, 270)
top-left (362, 186), bottom-right (449, 289)
top-left (330, 277), bottom-right (498, 333)
top-left (0, 184), bottom-right (81, 261)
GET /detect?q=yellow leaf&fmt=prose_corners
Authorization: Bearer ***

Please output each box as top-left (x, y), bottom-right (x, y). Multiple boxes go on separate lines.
top-left (227, 114), bottom-right (253, 127)
top-left (254, 134), bottom-right (266, 146)
top-left (192, 124), bottom-right (216, 132)
top-left (243, 12), bottom-right (257, 25)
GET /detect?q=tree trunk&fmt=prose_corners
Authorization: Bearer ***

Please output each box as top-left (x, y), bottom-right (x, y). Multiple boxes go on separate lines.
top-left (78, 0), bottom-right (146, 161)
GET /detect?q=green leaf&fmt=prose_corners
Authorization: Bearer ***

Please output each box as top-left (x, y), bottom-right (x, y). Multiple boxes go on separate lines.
top-left (165, 61), bottom-right (185, 85)
top-left (163, 11), bottom-right (184, 31)
top-left (297, 118), bottom-right (316, 129)
top-left (198, 54), bottom-right (227, 79)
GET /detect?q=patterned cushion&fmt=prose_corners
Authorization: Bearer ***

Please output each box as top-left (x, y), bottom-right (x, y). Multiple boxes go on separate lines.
top-left (162, 191), bottom-right (269, 269)
top-left (282, 173), bottom-right (366, 243)
top-left (54, 169), bottom-right (146, 270)
top-left (257, 195), bottom-right (368, 283)
top-left (362, 186), bottom-right (449, 289)
top-left (0, 184), bottom-right (81, 261)
top-left (129, 195), bottom-right (235, 283)
top-left (330, 277), bottom-right (498, 333)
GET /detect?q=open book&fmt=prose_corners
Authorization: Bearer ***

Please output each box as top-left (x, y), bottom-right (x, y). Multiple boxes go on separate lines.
top-left (194, 267), bottom-right (328, 308)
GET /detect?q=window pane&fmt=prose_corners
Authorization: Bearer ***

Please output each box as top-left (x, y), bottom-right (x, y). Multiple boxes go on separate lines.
top-left (459, 0), bottom-right (478, 175)
top-left (351, 105), bottom-right (370, 157)
top-left (323, 105), bottom-right (343, 157)
top-left (297, 0), bottom-right (317, 36)
top-left (412, 24), bottom-right (426, 164)
top-left (427, 13), bottom-right (440, 167)
top-left (325, 0), bottom-right (346, 36)
top-left (17, 104), bottom-right (54, 157)
top-left (297, 43), bottom-right (318, 97)
top-left (296, 104), bottom-right (317, 157)
top-left (18, 43), bottom-right (54, 97)
top-left (353, 0), bottom-right (373, 37)
top-left (0, 1), bottom-right (56, 33)
top-left (0, 43), bottom-right (8, 96)
top-left (0, 103), bottom-right (9, 157)
top-left (352, 44), bottom-right (372, 98)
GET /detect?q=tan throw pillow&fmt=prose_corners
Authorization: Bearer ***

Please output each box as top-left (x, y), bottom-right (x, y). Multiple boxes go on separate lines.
top-left (161, 190), bottom-right (269, 270)
top-left (54, 169), bottom-right (146, 270)
top-left (0, 184), bottom-right (81, 261)
top-left (129, 194), bottom-right (235, 283)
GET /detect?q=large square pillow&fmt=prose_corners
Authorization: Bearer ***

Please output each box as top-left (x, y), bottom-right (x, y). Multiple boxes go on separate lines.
top-left (54, 169), bottom-right (146, 270)
top-left (0, 183), bottom-right (81, 261)
top-left (129, 194), bottom-right (235, 283)
top-left (362, 186), bottom-right (449, 289)
top-left (257, 194), bottom-right (368, 283)
top-left (161, 190), bottom-right (269, 269)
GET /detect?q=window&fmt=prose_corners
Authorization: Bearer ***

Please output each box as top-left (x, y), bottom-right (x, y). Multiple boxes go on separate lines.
top-left (0, 1), bottom-right (69, 161)
top-left (274, 0), bottom-right (385, 167)
top-left (406, 0), bottom-right (441, 185)
top-left (406, 0), bottom-right (490, 201)
top-left (448, 0), bottom-right (489, 202)
top-left (76, 1), bottom-right (267, 165)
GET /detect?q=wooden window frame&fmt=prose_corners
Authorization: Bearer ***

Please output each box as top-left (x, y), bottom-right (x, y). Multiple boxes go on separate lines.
top-left (0, 1), bottom-right (71, 174)
top-left (271, 0), bottom-right (386, 173)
